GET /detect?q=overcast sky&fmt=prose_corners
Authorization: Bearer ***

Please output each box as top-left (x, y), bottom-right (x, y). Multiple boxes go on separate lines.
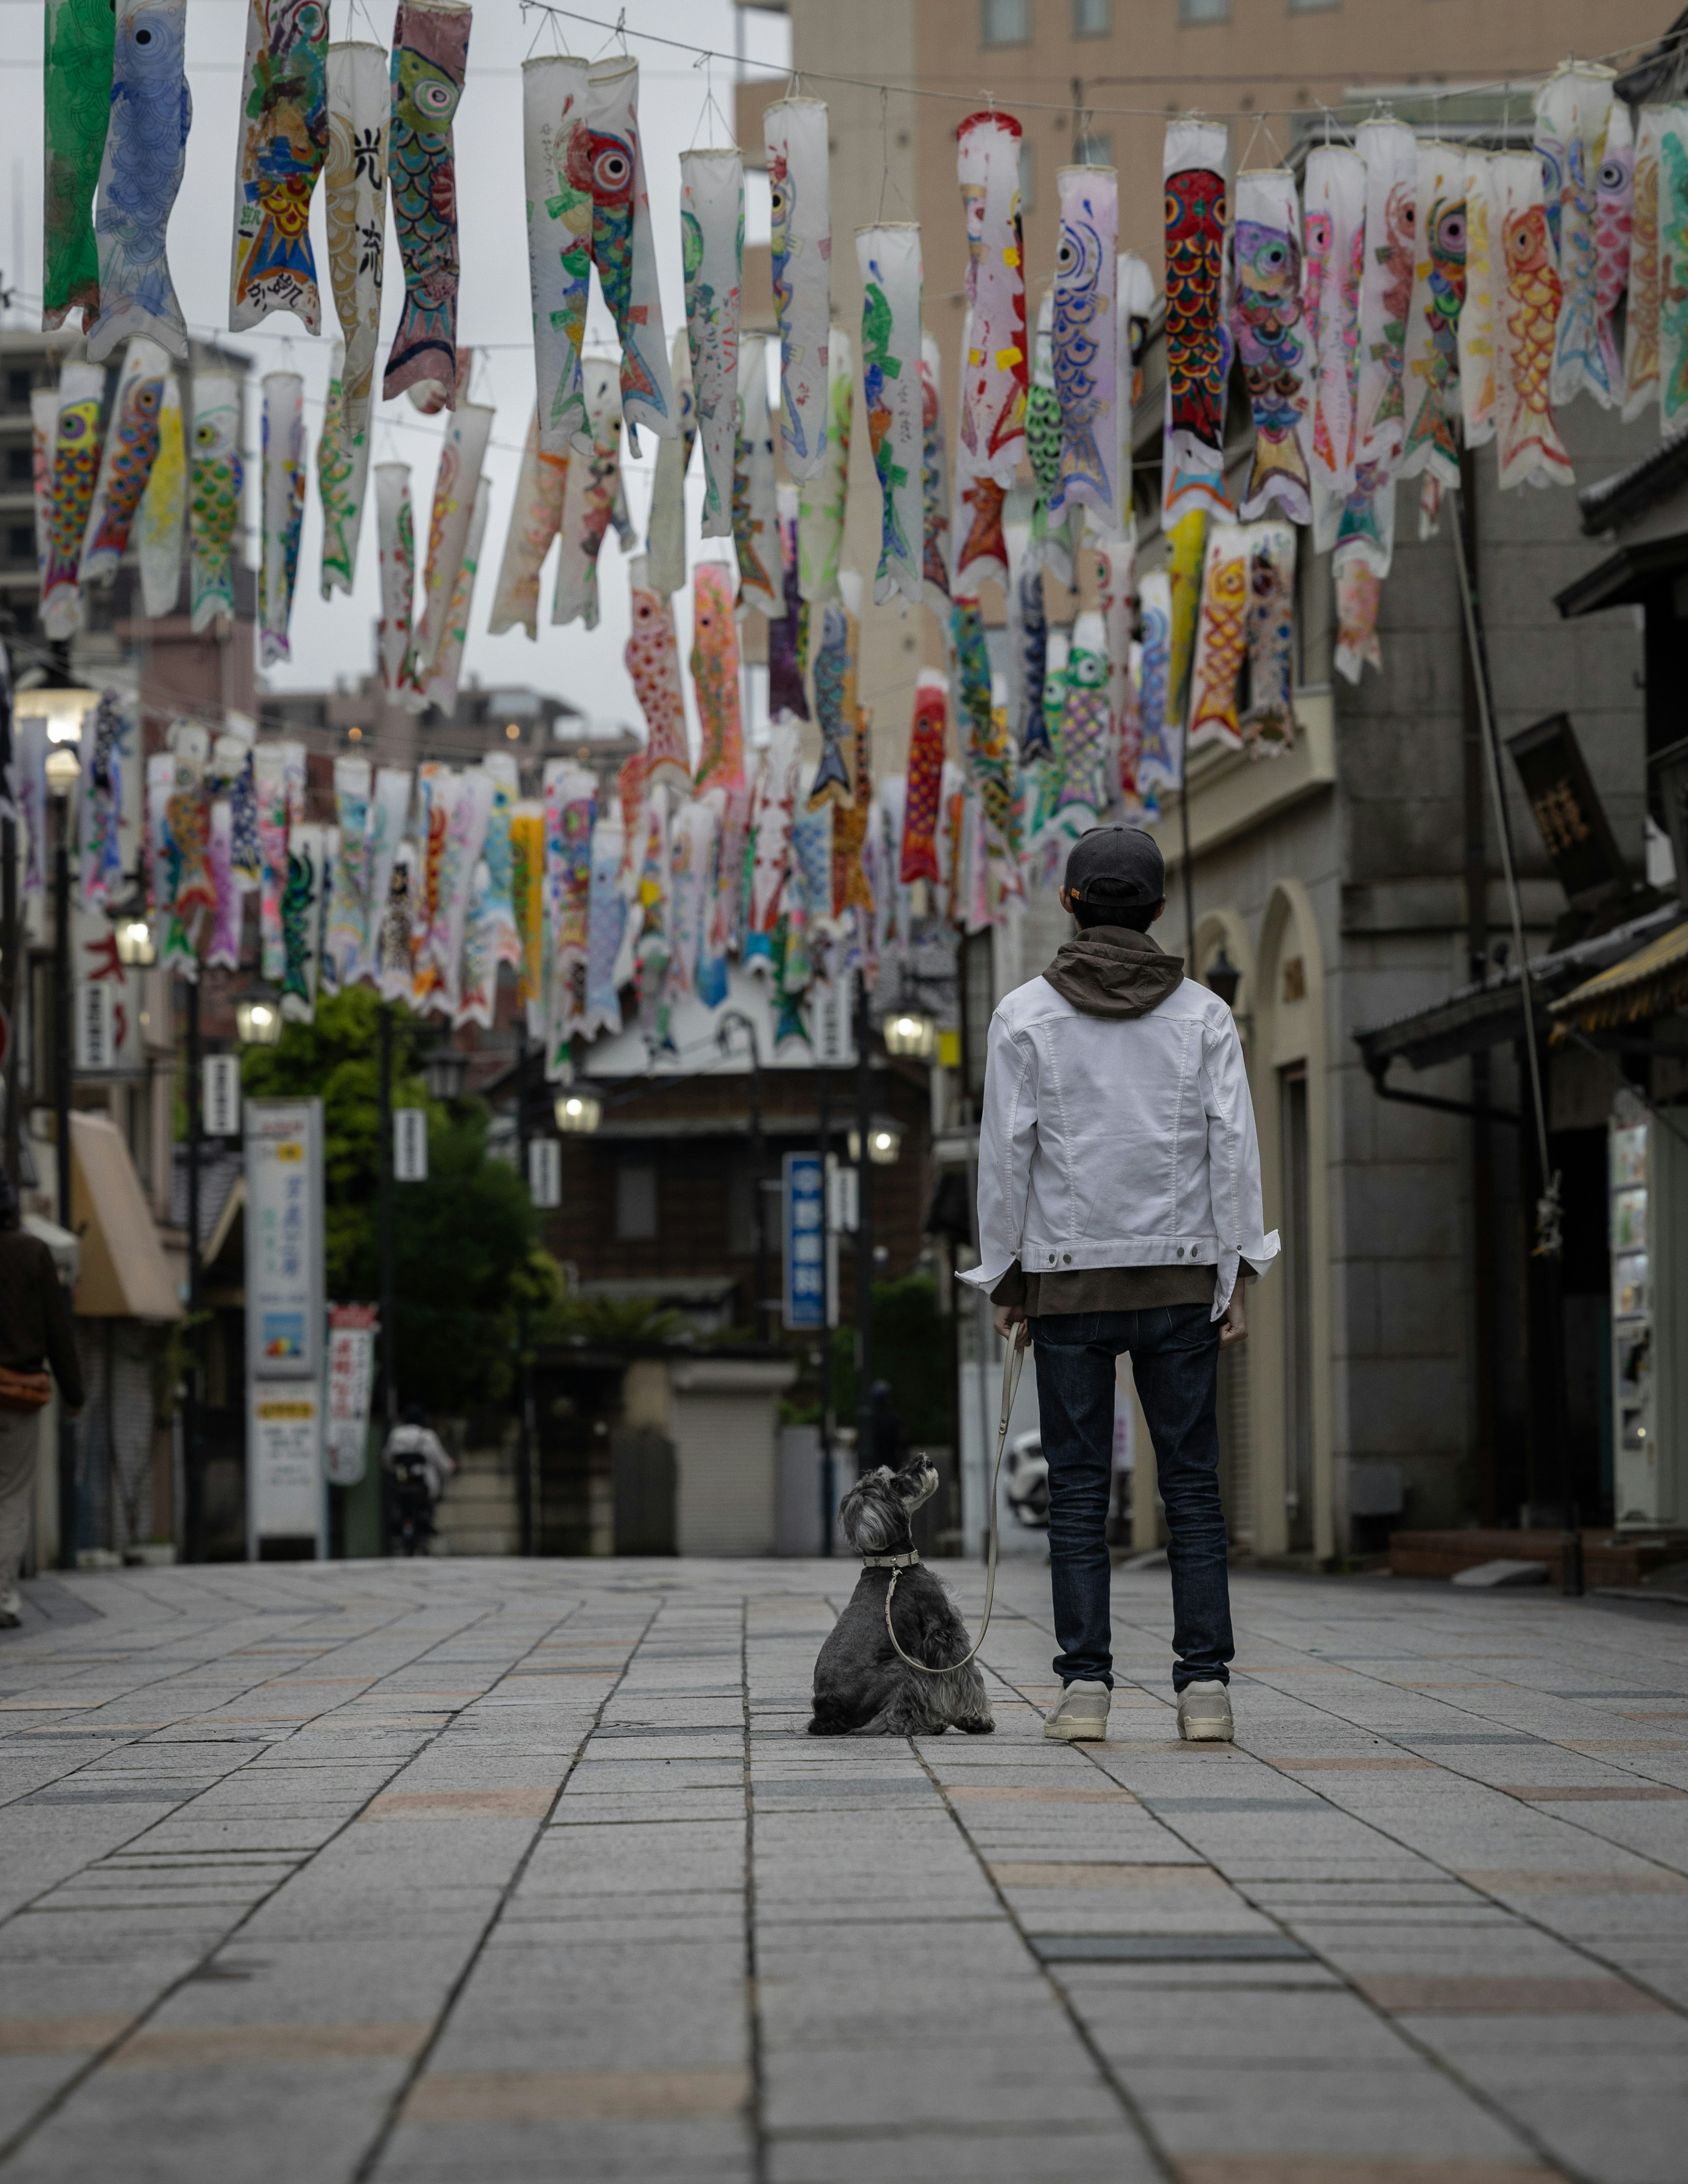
top-left (2, 0), bottom-right (790, 737)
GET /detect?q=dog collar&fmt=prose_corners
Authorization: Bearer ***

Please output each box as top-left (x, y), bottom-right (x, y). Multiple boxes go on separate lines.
top-left (861, 1550), bottom-right (920, 1569)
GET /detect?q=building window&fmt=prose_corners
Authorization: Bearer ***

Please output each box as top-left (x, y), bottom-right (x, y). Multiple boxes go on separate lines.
top-left (1018, 141), bottom-right (1037, 214)
top-left (1287, 0), bottom-right (1337, 10)
top-left (7, 447), bottom-right (32, 482)
top-left (6, 371), bottom-right (31, 405)
top-left (7, 525), bottom-right (34, 565)
top-left (615, 1164), bottom-right (659, 1242)
top-left (1073, 0), bottom-right (1110, 29)
top-left (1074, 129), bottom-right (1113, 165)
top-left (1179, 0), bottom-right (1229, 19)
top-left (982, 0), bottom-right (1030, 46)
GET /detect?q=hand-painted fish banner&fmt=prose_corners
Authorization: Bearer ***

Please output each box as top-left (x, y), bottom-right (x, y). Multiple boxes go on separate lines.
top-left (951, 108), bottom-right (1026, 598)
top-left (375, 460), bottom-right (420, 699)
top-left (768, 485), bottom-right (809, 724)
top-left (691, 560), bottom-right (746, 794)
top-left (1050, 164), bottom-right (1118, 527)
top-left (1536, 63), bottom-right (1615, 412)
top-left (523, 52), bottom-right (590, 457)
top-left (1240, 520), bottom-right (1297, 757)
top-left (1096, 529), bottom-right (1137, 804)
top-left (808, 597), bottom-right (855, 809)
top-left (583, 814), bottom-right (626, 1038)
top-left (189, 372), bottom-right (242, 635)
top-left (952, 597), bottom-right (1019, 869)
top-left (1026, 287), bottom-right (1078, 585)
top-left (747, 726), bottom-right (800, 960)
top-left (488, 407), bottom-right (567, 639)
top-left (1399, 141), bottom-right (1466, 488)
top-left (1162, 120), bottom-right (1231, 527)
top-left (1113, 247), bottom-right (1154, 534)
top-left (1164, 505), bottom-right (1207, 734)
top-left (797, 326), bottom-right (851, 602)
top-left (644, 327), bottom-right (693, 598)
top-left (81, 337), bottom-right (169, 585)
top-left (1004, 520), bottom-right (1048, 761)
top-left (280, 821), bottom-right (325, 1022)
top-left (1333, 560), bottom-right (1383, 683)
top-left (680, 145), bottom-right (744, 541)
top-left (918, 331), bottom-right (951, 612)
top-left (734, 335), bottom-right (782, 619)
top-left (508, 799), bottom-right (545, 1029)
top-left (1302, 145), bottom-right (1364, 505)
top-left (1659, 115), bottom-right (1688, 434)
top-left (364, 765), bottom-right (413, 985)
top-left (40, 363), bottom-right (104, 640)
top-left (856, 223), bottom-right (924, 610)
top-left (1493, 150), bottom-right (1575, 491)
top-left (259, 369), bottom-right (306, 666)
top-left (702, 779), bottom-right (750, 978)
top-left (1355, 117), bottom-right (1416, 474)
top-left (324, 755), bottom-right (371, 989)
top-left (136, 369), bottom-right (186, 617)
top-left (44, 0), bottom-right (114, 331)
top-left (417, 400), bottom-right (492, 670)
top-left (1458, 152), bottom-right (1499, 450)
top-left (423, 477), bottom-right (489, 714)
top-left (624, 554), bottom-right (694, 799)
top-left (1135, 570), bottom-right (1179, 801)
top-left (479, 752), bottom-right (520, 984)
top-left (1233, 166), bottom-right (1312, 521)
top-left (1331, 458), bottom-right (1396, 580)
top-left (325, 40), bottom-right (389, 447)
top-left (384, 0), bottom-right (472, 405)
top-left (76, 692), bottom-right (126, 910)
top-left (574, 58), bottom-right (678, 447)
top-left (1624, 109), bottom-right (1667, 423)
top-left (87, 0), bottom-right (190, 363)
top-left (552, 358), bottom-right (623, 632)
top-left (318, 341), bottom-right (372, 598)
top-left (1186, 520), bottom-right (1249, 755)
top-left (205, 793), bottom-right (240, 971)
top-left (901, 668), bottom-right (948, 886)
top-left (377, 841), bottom-right (417, 1003)
top-left (665, 795), bottom-right (717, 1006)
top-left (1594, 101), bottom-right (1633, 410)
top-left (249, 740), bottom-right (300, 978)
top-left (764, 97), bottom-right (831, 484)
top-left (230, 0), bottom-right (330, 332)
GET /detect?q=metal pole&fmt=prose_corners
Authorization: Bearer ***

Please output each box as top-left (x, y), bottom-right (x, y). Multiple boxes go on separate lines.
top-left (749, 1041), bottom-right (768, 1343)
top-left (53, 798), bottom-right (75, 1570)
top-left (853, 975), bottom-right (874, 1469)
top-left (183, 974), bottom-right (203, 1563)
top-left (515, 1040), bottom-right (534, 1556)
top-left (818, 1061), bottom-right (833, 1556)
top-left (1178, 773), bottom-right (1197, 963)
top-left (378, 1001), bottom-right (395, 1553)
top-left (0, 650), bottom-right (18, 1192)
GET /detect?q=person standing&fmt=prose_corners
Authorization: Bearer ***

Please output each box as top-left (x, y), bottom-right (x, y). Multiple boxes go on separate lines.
top-left (963, 828), bottom-right (1278, 1744)
top-left (0, 1170), bottom-right (84, 1627)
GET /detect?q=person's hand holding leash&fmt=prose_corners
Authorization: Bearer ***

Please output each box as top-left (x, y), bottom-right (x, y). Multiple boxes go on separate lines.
top-left (1219, 1288), bottom-right (1248, 1348)
top-left (992, 1302), bottom-right (1028, 1347)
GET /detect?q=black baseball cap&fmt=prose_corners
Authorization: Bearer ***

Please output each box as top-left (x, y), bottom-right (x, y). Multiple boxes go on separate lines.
top-left (1062, 825), bottom-right (1165, 908)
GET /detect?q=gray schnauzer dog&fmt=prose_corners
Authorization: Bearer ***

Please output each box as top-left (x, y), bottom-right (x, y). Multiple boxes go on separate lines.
top-left (808, 1455), bottom-right (995, 1737)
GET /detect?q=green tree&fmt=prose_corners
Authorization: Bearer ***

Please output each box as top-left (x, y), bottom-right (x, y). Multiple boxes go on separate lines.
top-left (240, 991), bottom-right (542, 1416)
top-left (829, 1275), bottom-right (957, 1449)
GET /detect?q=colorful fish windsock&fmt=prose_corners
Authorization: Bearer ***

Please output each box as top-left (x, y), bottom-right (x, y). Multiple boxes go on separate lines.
top-left (768, 485), bottom-right (809, 725)
top-left (855, 223), bottom-right (924, 610)
top-left (1025, 287), bottom-right (1077, 586)
top-left (1050, 164), bottom-right (1118, 528)
top-left (1354, 117), bottom-right (1417, 474)
top-left (764, 97), bottom-right (831, 483)
top-left (1096, 527), bottom-right (1137, 799)
top-left (81, 338), bottom-right (169, 585)
top-left (384, 0), bottom-right (472, 405)
top-left (1161, 120), bottom-right (1231, 527)
top-left (325, 40), bottom-right (389, 448)
top-left (734, 337), bottom-right (782, 620)
top-left (376, 461), bottom-right (420, 701)
top-left (324, 756), bottom-right (372, 991)
top-left (1659, 113), bottom-right (1688, 433)
top-left (40, 363), bottom-right (104, 642)
top-left (951, 108), bottom-right (1026, 599)
top-left (523, 52), bottom-right (590, 457)
top-left (919, 332), bottom-right (951, 614)
top-left (1233, 167), bottom-right (1312, 523)
top-left (1240, 521), bottom-right (1297, 757)
top-left (624, 556), bottom-right (693, 800)
top-left (680, 145), bottom-right (744, 540)
top-left (1457, 152), bottom-right (1499, 452)
top-left (230, 0), bottom-right (329, 332)
top-left (1165, 505), bottom-right (1208, 733)
top-left (1303, 145), bottom-right (1365, 508)
top-left (1004, 520), bottom-right (1048, 761)
top-left (552, 359), bottom-right (625, 632)
top-left (363, 767), bottom-right (412, 985)
top-left (644, 327), bottom-right (693, 598)
top-left (809, 598), bottom-right (855, 810)
top-left (797, 327), bottom-right (852, 603)
top-left (417, 402), bottom-right (492, 671)
top-left (423, 478), bottom-right (489, 715)
top-left (1535, 63), bottom-right (1616, 413)
top-left (319, 342), bottom-right (372, 599)
top-left (1186, 523), bottom-right (1250, 756)
top-left (87, 0), bottom-right (190, 363)
top-left (1594, 104), bottom-right (1633, 409)
top-left (259, 371), bottom-right (306, 667)
top-left (43, 0), bottom-right (114, 331)
top-left (189, 371), bottom-right (242, 635)
top-left (1399, 142), bottom-right (1466, 489)
top-left (1625, 110), bottom-right (1667, 423)
top-left (1493, 151), bottom-right (1575, 491)
top-left (572, 58), bottom-right (678, 447)
top-left (488, 408), bottom-right (567, 640)
top-left (1135, 571), bottom-right (1179, 801)
top-left (1113, 246), bottom-right (1155, 533)
top-left (901, 670), bottom-right (948, 886)
top-left (691, 560), bottom-right (746, 794)
top-left (135, 370), bottom-right (185, 618)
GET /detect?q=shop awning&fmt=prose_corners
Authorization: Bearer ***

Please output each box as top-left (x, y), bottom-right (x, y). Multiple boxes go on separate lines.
top-left (69, 1111), bottom-right (182, 1321)
top-left (1548, 917), bottom-right (1688, 1038)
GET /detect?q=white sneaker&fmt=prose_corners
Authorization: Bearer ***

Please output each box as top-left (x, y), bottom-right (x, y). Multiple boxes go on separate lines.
top-left (1044, 1679), bottom-right (1110, 1742)
top-left (0, 1587), bottom-right (21, 1631)
top-left (1177, 1679), bottom-right (1233, 1742)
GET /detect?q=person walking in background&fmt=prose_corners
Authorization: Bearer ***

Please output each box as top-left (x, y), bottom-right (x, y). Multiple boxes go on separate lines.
top-left (382, 1404), bottom-right (456, 1554)
top-left (0, 1170), bottom-right (84, 1628)
top-left (963, 827), bottom-right (1278, 1744)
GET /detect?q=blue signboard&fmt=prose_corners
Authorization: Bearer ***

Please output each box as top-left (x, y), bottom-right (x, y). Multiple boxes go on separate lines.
top-left (782, 1151), bottom-right (826, 1330)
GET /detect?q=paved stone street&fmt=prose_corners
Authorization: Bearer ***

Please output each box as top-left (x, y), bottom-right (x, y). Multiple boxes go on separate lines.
top-left (0, 1559), bottom-right (1685, 2184)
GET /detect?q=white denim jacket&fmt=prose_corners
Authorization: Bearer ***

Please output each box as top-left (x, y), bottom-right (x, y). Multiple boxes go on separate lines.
top-left (960, 969), bottom-right (1280, 1319)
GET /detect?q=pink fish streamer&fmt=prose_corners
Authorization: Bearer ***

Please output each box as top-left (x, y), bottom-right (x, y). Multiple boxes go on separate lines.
top-left (1233, 166), bottom-right (1312, 522)
top-left (764, 97), bottom-right (832, 483)
top-left (746, 724), bottom-right (801, 972)
top-left (1354, 118), bottom-right (1417, 476)
top-left (488, 407), bottom-right (567, 640)
top-left (624, 556), bottom-right (693, 799)
top-left (1595, 100), bottom-right (1634, 407)
top-left (1535, 64), bottom-right (1615, 411)
top-left (1303, 145), bottom-right (1364, 507)
top-left (691, 561), bottom-right (746, 794)
top-left (80, 337), bottom-right (169, 586)
top-left (951, 108), bottom-right (1026, 598)
top-left (919, 332), bottom-right (951, 613)
top-left (680, 145), bottom-right (744, 539)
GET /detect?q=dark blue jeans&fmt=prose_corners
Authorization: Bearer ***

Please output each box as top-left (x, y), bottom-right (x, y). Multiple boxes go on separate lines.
top-left (1031, 1305), bottom-right (1234, 1693)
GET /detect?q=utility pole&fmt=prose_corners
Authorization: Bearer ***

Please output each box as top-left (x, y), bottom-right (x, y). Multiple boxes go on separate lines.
top-left (378, 1001), bottom-right (395, 1552)
top-left (817, 1058), bottom-right (833, 1556)
top-left (52, 790), bottom-right (75, 1568)
top-left (514, 1040), bottom-right (535, 1556)
top-left (0, 642), bottom-right (18, 1191)
top-left (182, 976), bottom-right (204, 1562)
top-left (853, 976), bottom-right (874, 1469)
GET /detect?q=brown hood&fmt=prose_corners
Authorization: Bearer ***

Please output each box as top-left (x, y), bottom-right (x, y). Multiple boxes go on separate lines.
top-left (1044, 924), bottom-right (1185, 1019)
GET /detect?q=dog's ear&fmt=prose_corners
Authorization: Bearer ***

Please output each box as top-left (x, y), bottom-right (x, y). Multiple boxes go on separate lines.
top-left (839, 1470), bottom-right (898, 1554)
top-left (891, 1456), bottom-right (939, 1512)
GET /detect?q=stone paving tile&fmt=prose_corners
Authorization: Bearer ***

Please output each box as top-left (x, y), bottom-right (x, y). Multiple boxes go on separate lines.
top-left (0, 1561), bottom-right (1682, 2182)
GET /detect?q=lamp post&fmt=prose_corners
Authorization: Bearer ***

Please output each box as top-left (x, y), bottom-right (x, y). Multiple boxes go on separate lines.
top-left (717, 1010), bottom-right (768, 1340)
top-left (0, 661), bottom-right (16, 1194)
top-left (44, 739), bottom-right (80, 1569)
top-left (182, 970), bottom-right (205, 1563)
top-left (852, 978), bottom-right (875, 1471)
top-left (378, 1003), bottom-right (396, 1555)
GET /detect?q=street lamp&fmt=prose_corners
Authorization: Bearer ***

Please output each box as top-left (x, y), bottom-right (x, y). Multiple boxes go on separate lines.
top-left (20, 682), bottom-right (95, 746)
top-left (423, 1046), bottom-right (469, 1101)
top-left (236, 997), bottom-right (282, 1045)
top-left (44, 738), bottom-right (79, 1572)
top-left (555, 1090), bottom-right (602, 1134)
top-left (847, 1120), bottom-right (903, 1167)
top-left (114, 916), bottom-right (156, 967)
top-left (883, 1010), bottom-right (936, 1061)
top-left (1205, 945), bottom-right (1242, 1010)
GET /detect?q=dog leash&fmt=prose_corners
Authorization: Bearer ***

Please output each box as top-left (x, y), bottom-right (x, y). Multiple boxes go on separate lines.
top-left (880, 1324), bottom-right (1027, 1676)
